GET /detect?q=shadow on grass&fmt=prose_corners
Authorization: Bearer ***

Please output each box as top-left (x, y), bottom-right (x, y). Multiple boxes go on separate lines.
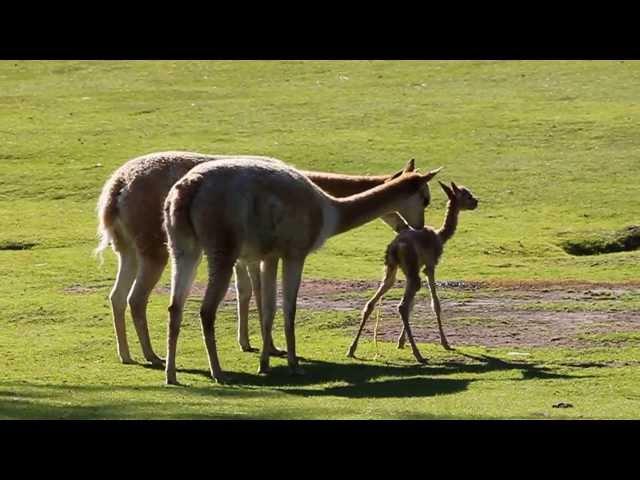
top-left (140, 348), bottom-right (592, 390)
top-left (284, 376), bottom-right (470, 399)
top-left (0, 381), bottom-right (272, 419)
top-left (195, 350), bottom-right (592, 399)
top-left (453, 352), bottom-right (583, 381)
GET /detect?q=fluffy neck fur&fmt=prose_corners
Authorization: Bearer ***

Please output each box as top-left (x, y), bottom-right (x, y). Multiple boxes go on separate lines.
top-left (436, 200), bottom-right (459, 244)
top-left (301, 171), bottom-right (389, 197)
top-left (328, 175), bottom-right (423, 236)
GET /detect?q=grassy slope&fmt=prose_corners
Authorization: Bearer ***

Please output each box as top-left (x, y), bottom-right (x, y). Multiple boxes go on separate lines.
top-left (1, 61), bottom-right (639, 419)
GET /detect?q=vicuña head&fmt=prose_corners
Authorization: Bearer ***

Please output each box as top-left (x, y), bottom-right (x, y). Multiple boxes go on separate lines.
top-left (387, 159), bottom-right (441, 228)
top-left (438, 181), bottom-right (478, 211)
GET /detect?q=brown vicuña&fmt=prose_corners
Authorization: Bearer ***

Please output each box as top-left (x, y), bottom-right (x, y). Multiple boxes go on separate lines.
top-left (347, 181), bottom-right (478, 363)
top-left (163, 157), bottom-right (441, 384)
top-left (95, 152), bottom-right (434, 366)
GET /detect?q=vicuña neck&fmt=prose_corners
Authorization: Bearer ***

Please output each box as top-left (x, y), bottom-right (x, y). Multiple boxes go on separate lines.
top-left (329, 175), bottom-right (421, 236)
top-left (437, 201), bottom-right (459, 244)
top-left (301, 171), bottom-right (388, 197)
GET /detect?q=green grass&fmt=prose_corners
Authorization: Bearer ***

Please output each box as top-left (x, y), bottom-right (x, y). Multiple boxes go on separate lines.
top-left (3, 303), bottom-right (640, 419)
top-left (1, 60), bottom-right (639, 419)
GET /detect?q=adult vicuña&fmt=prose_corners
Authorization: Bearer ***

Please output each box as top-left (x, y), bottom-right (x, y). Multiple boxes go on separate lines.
top-left (163, 157), bottom-right (442, 384)
top-left (347, 181), bottom-right (478, 362)
top-left (96, 152), bottom-right (429, 366)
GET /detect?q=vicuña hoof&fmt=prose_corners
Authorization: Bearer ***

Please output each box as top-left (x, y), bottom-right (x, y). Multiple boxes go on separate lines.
top-left (120, 356), bottom-right (137, 365)
top-left (147, 355), bottom-right (165, 366)
top-left (241, 345), bottom-right (260, 353)
top-left (258, 362), bottom-right (271, 375)
top-left (268, 347), bottom-right (287, 357)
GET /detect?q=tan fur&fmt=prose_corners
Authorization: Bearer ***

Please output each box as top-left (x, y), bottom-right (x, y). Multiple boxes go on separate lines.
top-left (96, 152), bottom-right (283, 364)
top-left (347, 181), bottom-right (478, 362)
top-left (299, 171), bottom-right (390, 196)
top-left (163, 158), bottom-right (441, 384)
top-left (95, 152), bottom-right (433, 364)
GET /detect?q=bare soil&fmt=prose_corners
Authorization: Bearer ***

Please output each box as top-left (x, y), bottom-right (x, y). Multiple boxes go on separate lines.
top-left (167, 279), bottom-right (640, 349)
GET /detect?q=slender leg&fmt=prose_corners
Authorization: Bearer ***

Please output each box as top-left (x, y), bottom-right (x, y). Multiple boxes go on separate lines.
top-left (397, 330), bottom-right (407, 349)
top-left (109, 248), bottom-right (138, 364)
top-left (425, 265), bottom-right (450, 350)
top-left (396, 244), bottom-right (420, 350)
top-left (397, 280), bottom-right (426, 363)
top-left (200, 252), bottom-right (236, 383)
top-left (347, 264), bottom-right (397, 358)
top-left (128, 252), bottom-right (167, 365)
top-left (248, 262), bottom-right (286, 357)
top-left (282, 256), bottom-right (305, 374)
top-left (165, 249), bottom-right (201, 385)
top-left (234, 260), bottom-right (256, 352)
top-left (394, 244), bottom-right (426, 363)
top-left (258, 257), bottom-right (278, 375)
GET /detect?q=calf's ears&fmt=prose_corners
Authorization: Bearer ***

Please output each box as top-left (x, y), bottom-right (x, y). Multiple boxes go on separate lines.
top-left (439, 180), bottom-right (455, 200)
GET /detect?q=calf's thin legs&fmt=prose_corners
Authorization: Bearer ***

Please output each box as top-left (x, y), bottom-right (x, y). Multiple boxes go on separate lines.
top-left (347, 264), bottom-right (397, 358)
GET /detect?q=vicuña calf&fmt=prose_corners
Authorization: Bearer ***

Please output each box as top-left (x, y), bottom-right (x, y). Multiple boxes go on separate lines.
top-left (347, 181), bottom-right (478, 362)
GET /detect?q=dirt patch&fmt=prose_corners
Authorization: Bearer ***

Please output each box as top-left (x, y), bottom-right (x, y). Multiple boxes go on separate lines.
top-left (156, 279), bottom-right (640, 349)
top-left (64, 284), bottom-right (104, 295)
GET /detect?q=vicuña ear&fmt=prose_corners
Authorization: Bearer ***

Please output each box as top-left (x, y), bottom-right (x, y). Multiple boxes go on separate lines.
top-left (421, 166), bottom-right (442, 183)
top-left (388, 168), bottom-right (404, 181)
top-left (439, 180), bottom-right (454, 199)
top-left (388, 158), bottom-right (415, 182)
top-left (403, 158), bottom-right (416, 174)
top-left (451, 181), bottom-right (460, 193)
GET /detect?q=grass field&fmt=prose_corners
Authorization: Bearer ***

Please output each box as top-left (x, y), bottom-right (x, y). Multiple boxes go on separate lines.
top-left (1, 60), bottom-right (639, 419)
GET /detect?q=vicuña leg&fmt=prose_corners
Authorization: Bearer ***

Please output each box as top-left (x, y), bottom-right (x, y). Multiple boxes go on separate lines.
top-left (128, 252), bottom-right (167, 365)
top-left (396, 244), bottom-right (420, 351)
top-left (247, 261), bottom-right (286, 357)
top-left (200, 252), bottom-right (237, 383)
top-left (234, 260), bottom-right (256, 353)
top-left (282, 256), bottom-right (305, 374)
top-left (395, 245), bottom-right (426, 363)
top-left (425, 265), bottom-right (450, 350)
top-left (258, 257), bottom-right (279, 375)
top-left (398, 265), bottom-right (451, 350)
top-left (110, 247), bottom-right (138, 364)
top-left (347, 264), bottom-right (397, 358)
top-left (165, 249), bottom-right (201, 385)
top-left (397, 283), bottom-right (425, 363)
